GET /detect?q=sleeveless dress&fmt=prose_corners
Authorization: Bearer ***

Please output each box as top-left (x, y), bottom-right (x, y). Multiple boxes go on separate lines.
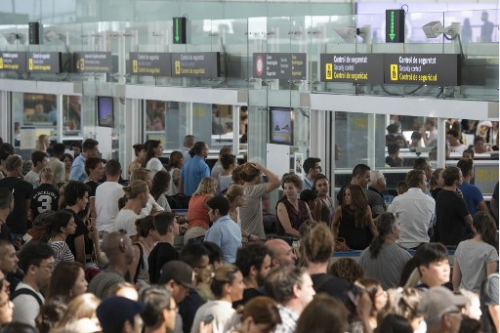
top-left (338, 207), bottom-right (371, 250)
top-left (276, 197), bottom-right (309, 235)
top-left (317, 196), bottom-right (335, 226)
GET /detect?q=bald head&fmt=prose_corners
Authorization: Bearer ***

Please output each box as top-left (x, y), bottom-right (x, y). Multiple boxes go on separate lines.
top-left (102, 232), bottom-right (132, 259)
top-left (265, 239), bottom-right (296, 268)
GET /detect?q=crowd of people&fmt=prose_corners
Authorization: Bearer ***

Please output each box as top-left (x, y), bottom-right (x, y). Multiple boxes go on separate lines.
top-left (0, 123), bottom-right (497, 333)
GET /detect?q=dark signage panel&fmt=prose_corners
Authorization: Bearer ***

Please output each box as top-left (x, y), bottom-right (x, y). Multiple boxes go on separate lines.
top-left (129, 52), bottom-right (172, 76)
top-left (27, 52), bottom-right (61, 73)
top-left (320, 54), bottom-right (384, 83)
top-left (0, 52), bottom-right (26, 72)
top-left (253, 53), bottom-right (307, 80)
top-left (386, 9), bottom-right (405, 43)
top-left (384, 54), bottom-right (461, 86)
top-left (74, 52), bottom-right (112, 73)
top-left (171, 52), bottom-right (220, 78)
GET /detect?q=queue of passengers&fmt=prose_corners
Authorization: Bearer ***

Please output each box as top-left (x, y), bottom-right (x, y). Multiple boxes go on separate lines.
top-left (0, 128), bottom-right (497, 333)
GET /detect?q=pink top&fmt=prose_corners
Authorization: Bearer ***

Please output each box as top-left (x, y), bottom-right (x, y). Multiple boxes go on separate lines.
top-left (188, 194), bottom-right (211, 229)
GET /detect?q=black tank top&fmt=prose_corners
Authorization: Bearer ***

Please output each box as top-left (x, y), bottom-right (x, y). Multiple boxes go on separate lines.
top-left (338, 207), bottom-right (370, 250)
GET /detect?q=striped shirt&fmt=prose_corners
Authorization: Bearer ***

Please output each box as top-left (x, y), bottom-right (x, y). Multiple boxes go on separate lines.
top-left (49, 240), bottom-right (75, 265)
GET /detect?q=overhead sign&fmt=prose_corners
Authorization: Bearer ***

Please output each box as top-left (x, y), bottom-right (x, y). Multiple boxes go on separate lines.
top-left (27, 52), bottom-right (61, 73)
top-left (386, 9), bottom-right (405, 43)
top-left (253, 53), bottom-right (307, 80)
top-left (74, 52), bottom-right (112, 73)
top-left (384, 54), bottom-right (461, 86)
top-left (0, 52), bottom-right (26, 72)
top-left (129, 52), bottom-right (171, 76)
top-left (173, 17), bottom-right (187, 44)
top-left (171, 52), bottom-right (220, 77)
top-left (320, 54), bottom-right (384, 83)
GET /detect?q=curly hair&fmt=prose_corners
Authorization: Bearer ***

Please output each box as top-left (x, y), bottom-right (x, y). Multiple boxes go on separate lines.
top-left (328, 258), bottom-right (364, 284)
top-left (280, 173), bottom-right (302, 191)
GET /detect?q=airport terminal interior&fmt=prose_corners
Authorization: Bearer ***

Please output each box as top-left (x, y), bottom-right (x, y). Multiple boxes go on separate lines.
top-left (0, 0), bottom-right (498, 331)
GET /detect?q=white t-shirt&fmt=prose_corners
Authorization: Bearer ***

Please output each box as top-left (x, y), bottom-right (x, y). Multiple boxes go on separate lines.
top-left (114, 209), bottom-right (142, 236)
top-left (24, 170), bottom-right (40, 188)
top-left (12, 282), bottom-right (45, 327)
top-left (191, 300), bottom-right (239, 333)
top-left (146, 158), bottom-right (164, 178)
top-left (140, 194), bottom-right (165, 217)
top-left (95, 182), bottom-right (124, 233)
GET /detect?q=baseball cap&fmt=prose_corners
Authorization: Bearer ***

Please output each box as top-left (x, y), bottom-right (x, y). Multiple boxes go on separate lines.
top-left (158, 260), bottom-right (195, 288)
top-left (96, 296), bottom-right (145, 331)
top-left (418, 286), bottom-right (467, 324)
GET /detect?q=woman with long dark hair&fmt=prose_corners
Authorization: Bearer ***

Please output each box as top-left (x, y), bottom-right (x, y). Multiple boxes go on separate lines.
top-left (150, 170), bottom-right (172, 211)
top-left (331, 184), bottom-right (378, 250)
top-left (452, 211), bottom-right (499, 292)
top-left (359, 212), bottom-right (411, 289)
top-left (48, 211), bottom-right (77, 265)
top-left (46, 261), bottom-right (88, 301)
top-left (167, 150), bottom-right (184, 195)
top-left (143, 140), bottom-right (166, 178)
top-left (312, 174), bottom-right (335, 225)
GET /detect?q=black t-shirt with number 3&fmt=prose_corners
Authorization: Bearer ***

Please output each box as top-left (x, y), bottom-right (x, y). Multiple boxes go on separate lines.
top-left (31, 183), bottom-right (60, 219)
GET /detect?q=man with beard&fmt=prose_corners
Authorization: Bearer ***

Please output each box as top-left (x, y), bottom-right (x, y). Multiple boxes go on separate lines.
top-left (0, 240), bottom-right (20, 293)
top-left (88, 232), bottom-right (135, 299)
top-left (233, 243), bottom-right (272, 308)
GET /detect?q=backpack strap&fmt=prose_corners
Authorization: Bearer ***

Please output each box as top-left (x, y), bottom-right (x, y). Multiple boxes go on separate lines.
top-left (133, 243), bottom-right (145, 283)
top-left (11, 288), bottom-right (43, 307)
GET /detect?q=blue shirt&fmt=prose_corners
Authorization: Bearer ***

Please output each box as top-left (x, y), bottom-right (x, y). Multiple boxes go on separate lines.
top-left (180, 156), bottom-right (210, 196)
top-left (204, 215), bottom-right (242, 263)
top-left (459, 182), bottom-right (484, 216)
top-left (69, 155), bottom-right (87, 182)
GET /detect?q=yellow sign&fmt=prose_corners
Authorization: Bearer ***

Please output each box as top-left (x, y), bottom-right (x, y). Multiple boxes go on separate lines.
top-left (390, 64), bottom-right (398, 81)
top-left (77, 58), bottom-right (85, 71)
top-left (0, 58), bottom-right (3, 69)
top-left (325, 63), bottom-right (333, 80)
top-left (28, 58), bottom-right (33, 71)
top-left (132, 60), bottom-right (138, 73)
top-left (175, 61), bottom-right (181, 75)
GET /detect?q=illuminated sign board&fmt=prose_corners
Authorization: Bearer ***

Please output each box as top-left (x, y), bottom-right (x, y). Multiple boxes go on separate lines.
top-left (173, 17), bottom-right (187, 44)
top-left (253, 53), bottom-right (307, 80)
top-left (320, 54), bottom-right (384, 83)
top-left (384, 54), bottom-right (461, 86)
top-left (386, 9), bottom-right (405, 43)
top-left (171, 52), bottom-right (220, 78)
top-left (129, 52), bottom-right (172, 76)
top-left (27, 52), bottom-right (61, 73)
top-left (0, 52), bottom-right (26, 72)
top-left (74, 52), bottom-right (112, 73)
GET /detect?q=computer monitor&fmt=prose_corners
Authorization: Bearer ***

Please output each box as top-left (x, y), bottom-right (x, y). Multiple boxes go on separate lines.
top-left (97, 96), bottom-right (114, 127)
top-left (270, 107), bottom-right (294, 145)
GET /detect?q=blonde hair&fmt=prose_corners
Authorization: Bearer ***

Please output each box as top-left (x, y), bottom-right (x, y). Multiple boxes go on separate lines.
top-left (36, 134), bottom-right (49, 151)
top-left (40, 166), bottom-right (54, 181)
top-left (123, 180), bottom-right (149, 199)
top-left (193, 177), bottom-right (218, 196)
top-left (130, 168), bottom-right (151, 182)
top-left (55, 293), bottom-right (100, 328)
top-left (225, 185), bottom-right (244, 203)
